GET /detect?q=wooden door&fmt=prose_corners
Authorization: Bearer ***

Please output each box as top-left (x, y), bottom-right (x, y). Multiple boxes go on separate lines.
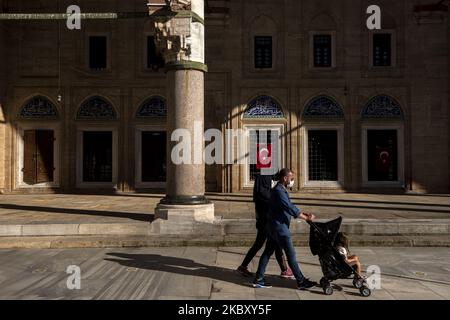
top-left (23, 130), bottom-right (37, 185)
top-left (22, 130), bottom-right (55, 185)
top-left (36, 130), bottom-right (54, 183)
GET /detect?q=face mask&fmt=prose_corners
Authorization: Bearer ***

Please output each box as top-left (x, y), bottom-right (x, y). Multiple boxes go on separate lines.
top-left (288, 179), bottom-right (295, 188)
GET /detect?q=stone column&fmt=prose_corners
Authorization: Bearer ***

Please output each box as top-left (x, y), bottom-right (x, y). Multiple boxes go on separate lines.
top-left (165, 68), bottom-right (207, 204)
top-left (148, 0), bottom-right (215, 232)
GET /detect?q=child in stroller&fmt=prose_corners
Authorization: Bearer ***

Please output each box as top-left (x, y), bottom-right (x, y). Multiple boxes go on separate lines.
top-left (335, 232), bottom-right (364, 281)
top-left (308, 217), bottom-right (371, 297)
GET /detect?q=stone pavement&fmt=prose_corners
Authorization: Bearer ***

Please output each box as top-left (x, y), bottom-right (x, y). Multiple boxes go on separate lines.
top-left (0, 192), bottom-right (450, 247)
top-left (211, 192), bottom-right (450, 220)
top-left (0, 246), bottom-right (448, 300)
top-left (2, 192), bottom-right (450, 223)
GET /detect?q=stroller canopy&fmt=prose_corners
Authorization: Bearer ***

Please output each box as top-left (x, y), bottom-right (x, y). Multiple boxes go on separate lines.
top-left (309, 217), bottom-right (343, 256)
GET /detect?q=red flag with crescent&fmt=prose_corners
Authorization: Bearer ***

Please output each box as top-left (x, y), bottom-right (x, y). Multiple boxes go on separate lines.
top-left (256, 143), bottom-right (272, 169)
top-left (375, 147), bottom-right (391, 173)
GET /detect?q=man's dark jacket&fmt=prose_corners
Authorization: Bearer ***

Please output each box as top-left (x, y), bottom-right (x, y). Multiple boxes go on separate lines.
top-left (267, 183), bottom-right (301, 237)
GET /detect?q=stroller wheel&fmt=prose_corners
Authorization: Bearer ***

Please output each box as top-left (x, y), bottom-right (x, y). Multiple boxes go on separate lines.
top-left (359, 286), bottom-right (371, 297)
top-left (353, 278), bottom-right (364, 289)
top-left (324, 285), bottom-right (333, 296)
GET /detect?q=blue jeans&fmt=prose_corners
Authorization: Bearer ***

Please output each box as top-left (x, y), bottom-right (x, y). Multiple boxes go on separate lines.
top-left (255, 230), bottom-right (306, 283)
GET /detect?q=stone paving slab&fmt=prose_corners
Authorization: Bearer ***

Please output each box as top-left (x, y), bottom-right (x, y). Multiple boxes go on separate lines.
top-left (1, 193), bottom-right (450, 225)
top-left (1, 219), bottom-right (449, 237)
top-left (1, 234), bottom-right (450, 249)
top-left (0, 247), bottom-right (448, 300)
top-left (1, 193), bottom-right (449, 248)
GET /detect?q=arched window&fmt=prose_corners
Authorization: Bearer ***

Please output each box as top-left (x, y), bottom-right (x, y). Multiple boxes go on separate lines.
top-left (302, 95), bottom-right (345, 187)
top-left (243, 95), bottom-right (284, 119)
top-left (18, 96), bottom-right (58, 119)
top-left (77, 96), bottom-right (117, 120)
top-left (362, 95), bottom-right (403, 119)
top-left (361, 95), bottom-right (404, 185)
top-left (303, 95), bottom-right (344, 119)
top-left (136, 96), bottom-right (167, 118)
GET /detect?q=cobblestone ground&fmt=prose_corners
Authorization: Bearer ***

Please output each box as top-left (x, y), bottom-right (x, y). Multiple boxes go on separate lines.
top-left (0, 247), bottom-right (448, 300)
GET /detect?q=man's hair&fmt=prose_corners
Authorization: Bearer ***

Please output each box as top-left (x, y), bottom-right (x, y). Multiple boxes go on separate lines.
top-left (278, 168), bottom-right (292, 179)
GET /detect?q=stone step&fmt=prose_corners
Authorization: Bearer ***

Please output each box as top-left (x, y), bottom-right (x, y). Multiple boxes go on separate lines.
top-left (0, 234), bottom-right (449, 249)
top-left (0, 223), bottom-right (151, 237)
top-left (222, 218), bottom-right (450, 235)
top-left (0, 219), bottom-right (449, 237)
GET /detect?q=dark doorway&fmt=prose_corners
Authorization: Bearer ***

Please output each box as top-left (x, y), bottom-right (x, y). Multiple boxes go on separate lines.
top-left (141, 131), bottom-right (166, 182)
top-left (23, 130), bottom-right (55, 185)
top-left (367, 130), bottom-right (398, 181)
top-left (83, 131), bottom-right (113, 182)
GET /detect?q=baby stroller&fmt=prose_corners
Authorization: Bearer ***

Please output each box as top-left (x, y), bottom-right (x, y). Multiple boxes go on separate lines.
top-left (308, 217), bottom-right (371, 297)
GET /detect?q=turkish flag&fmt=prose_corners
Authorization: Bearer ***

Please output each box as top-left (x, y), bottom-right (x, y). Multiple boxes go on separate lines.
top-left (256, 143), bottom-right (272, 169)
top-left (375, 147), bottom-right (391, 173)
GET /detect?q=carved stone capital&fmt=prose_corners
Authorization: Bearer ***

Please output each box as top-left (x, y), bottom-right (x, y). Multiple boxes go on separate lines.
top-left (165, 0), bottom-right (192, 12)
top-left (154, 16), bottom-right (192, 63)
top-left (149, 0), bottom-right (205, 66)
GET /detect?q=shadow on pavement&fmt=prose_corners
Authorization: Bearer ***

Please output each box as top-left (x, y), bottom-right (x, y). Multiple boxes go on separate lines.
top-left (0, 204), bottom-right (154, 222)
top-left (105, 252), bottom-right (307, 291)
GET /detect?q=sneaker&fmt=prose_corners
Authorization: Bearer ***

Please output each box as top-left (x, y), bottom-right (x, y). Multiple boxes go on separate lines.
top-left (237, 265), bottom-right (253, 277)
top-left (253, 278), bottom-right (272, 288)
top-left (280, 267), bottom-right (295, 279)
top-left (297, 278), bottom-right (317, 290)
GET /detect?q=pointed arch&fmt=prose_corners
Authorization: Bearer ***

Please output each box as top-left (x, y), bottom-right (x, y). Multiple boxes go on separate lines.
top-left (77, 96), bottom-right (117, 120)
top-left (18, 95), bottom-right (59, 119)
top-left (308, 12), bottom-right (338, 31)
top-left (248, 14), bottom-right (278, 34)
top-left (361, 95), bottom-right (403, 119)
top-left (303, 95), bottom-right (344, 119)
top-left (136, 96), bottom-right (167, 118)
top-left (243, 95), bottom-right (285, 119)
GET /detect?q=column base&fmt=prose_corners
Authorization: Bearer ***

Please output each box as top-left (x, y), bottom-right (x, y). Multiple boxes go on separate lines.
top-left (160, 195), bottom-right (210, 205)
top-left (151, 202), bottom-right (217, 235)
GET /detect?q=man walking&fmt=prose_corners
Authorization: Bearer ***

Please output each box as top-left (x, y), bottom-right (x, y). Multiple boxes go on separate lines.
top-left (253, 168), bottom-right (316, 290)
top-left (237, 173), bottom-right (293, 278)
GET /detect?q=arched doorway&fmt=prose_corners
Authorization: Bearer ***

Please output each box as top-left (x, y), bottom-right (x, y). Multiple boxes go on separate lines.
top-left (75, 96), bottom-right (119, 188)
top-left (16, 95), bottom-right (60, 188)
top-left (134, 95), bottom-right (167, 189)
top-left (242, 95), bottom-right (286, 188)
top-left (361, 95), bottom-right (405, 187)
top-left (301, 95), bottom-right (345, 188)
